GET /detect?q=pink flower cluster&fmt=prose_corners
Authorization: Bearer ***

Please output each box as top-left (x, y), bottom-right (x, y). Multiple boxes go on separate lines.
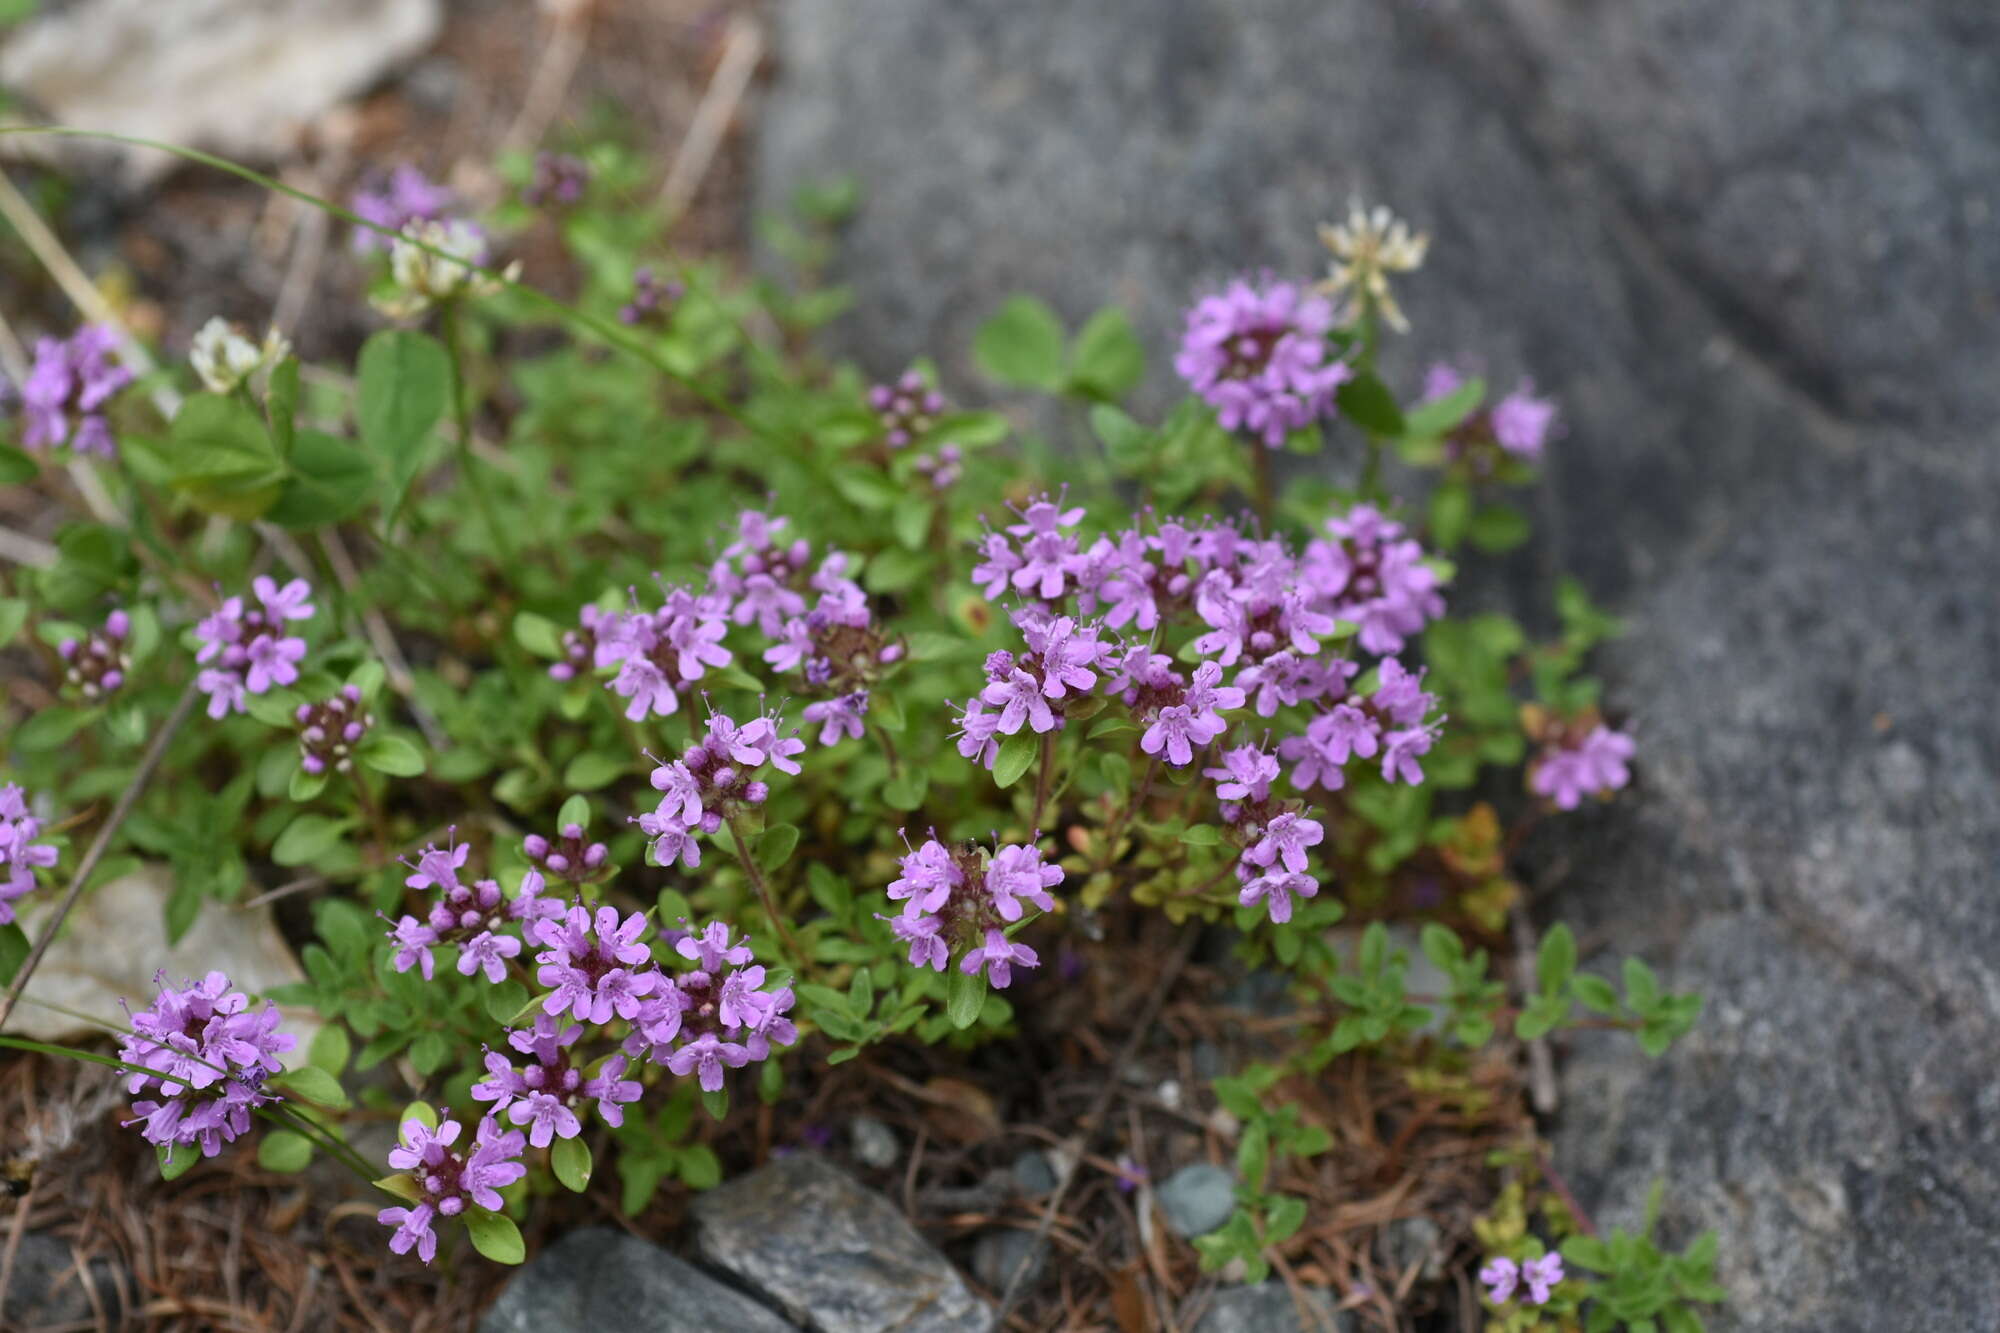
top-left (294, 684), bottom-right (372, 776)
top-left (0, 784), bottom-right (58, 926)
top-left (1421, 362), bottom-right (1559, 464)
top-left (1173, 278), bottom-right (1352, 448)
top-left (473, 1013), bottom-right (641, 1147)
top-left (955, 503), bottom-right (1446, 793)
top-left (1194, 743), bottom-right (1328, 924)
top-left (879, 836), bottom-right (1063, 987)
top-left (19, 323), bottom-right (132, 457)
top-left (59, 608), bottom-right (131, 700)
top-left (1530, 723), bottom-right (1635, 809)
top-left (1480, 1252), bottom-right (1564, 1306)
top-left (192, 577), bottom-right (315, 719)
top-left (385, 836), bottom-right (565, 984)
top-left (117, 971), bottom-right (294, 1160)
top-left (591, 584), bottom-right (734, 722)
top-left (377, 1116), bottom-right (527, 1263)
top-left (868, 369), bottom-right (946, 449)
top-left (623, 921), bottom-right (799, 1091)
top-left (637, 710), bottom-right (805, 869)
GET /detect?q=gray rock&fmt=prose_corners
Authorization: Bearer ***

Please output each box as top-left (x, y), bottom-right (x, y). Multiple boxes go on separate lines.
top-left (1185, 1284), bottom-right (1350, 1333)
top-left (969, 1228), bottom-right (1043, 1294)
top-left (0, 1232), bottom-right (126, 1328)
top-left (1157, 1163), bottom-right (1237, 1238)
top-left (690, 1154), bottom-right (990, 1333)
top-left (1380, 1215), bottom-right (1445, 1283)
top-left (849, 1115), bottom-right (899, 1169)
top-left (0, 0), bottom-right (441, 185)
top-left (480, 1227), bottom-right (797, 1333)
top-left (1009, 1149), bottom-right (1058, 1196)
top-left (758, 1), bottom-right (2000, 1328)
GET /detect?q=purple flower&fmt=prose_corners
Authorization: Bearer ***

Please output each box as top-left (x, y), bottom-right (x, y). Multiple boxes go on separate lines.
top-left (388, 915), bottom-right (440, 980)
top-left (1237, 867), bottom-right (1318, 924)
top-left (523, 152), bottom-right (589, 208)
top-left (351, 165), bottom-right (453, 253)
top-left (1479, 1257), bottom-right (1518, 1304)
top-left (1491, 382), bottom-right (1557, 461)
top-left (664, 1031), bottom-right (749, 1092)
top-left (980, 664), bottom-right (1057, 735)
top-left (190, 579), bottom-right (316, 718)
top-left (983, 843), bottom-right (1062, 922)
top-left (1173, 279), bottom-right (1351, 448)
top-left (0, 784), bottom-right (59, 927)
top-left (951, 698), bottom-right (1003, 770)
top-left (18, 324), bottom-right (131, 456)
top-left (961, 927), bottom-right (1038, 989)
top-left (881, 911), bottom-right (949, 970)
top-left (1301, 505), bottom-right (1445, 657)
top-left (801, 691), bottom-right (869, 747)
top-left (117, 970), bottom-right (295, 1160)
top-left (58, 607), bottom-right (132, 700)
top-left (1520, 1253), bottom-right (1563, 1304)
top-left (1139, 662), bottom-right (1242, 767)
top-left (377, 1116), bottom-right (527, 1264)
top-left (870, 369), bottom-right (947, 448)
top-left (1205, 744), bottom-right (1279, 804)
top-left (1531, 724), bottom-right (1634, 809)
top-left (888, 838), bottom-right (963, 916)
top-left (1022, 616), bottom-right (1110, 699)
top-left (1244, 812), bottom-right (1323, 874)
top-left (534, 905), bottom-right (660, 1024)
top-left (457, 930), bottom-right (522, 984)
top-left (620, 266), bottom-right (684, 326)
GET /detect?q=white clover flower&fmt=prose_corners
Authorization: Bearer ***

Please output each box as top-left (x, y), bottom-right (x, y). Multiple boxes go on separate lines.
top-left (189, 316), bottom-right (288, 394)
top-left (375, 219), bottom-right (517, 319)
top-left (1316, 200), bottom-right (1430, 334)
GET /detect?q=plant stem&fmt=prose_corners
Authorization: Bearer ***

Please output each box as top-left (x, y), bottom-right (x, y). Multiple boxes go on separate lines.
top-left (440, 301), bottom-right (512, 562)
top-left (726, 813), bottom-right (801, 966)
top-left (348, 768), bottom-right (389, 860)
top-left (1250, 441), bottom-right (1276, 526)
top-left (1028, 730), bottom-right (1058, 834)
top-left (872, 723), bottom-right (902, 779)
top-left (1359, 432), bottom-right (1385, 501)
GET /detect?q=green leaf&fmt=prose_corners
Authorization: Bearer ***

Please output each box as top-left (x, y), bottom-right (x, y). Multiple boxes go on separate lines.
top-left (167, 394), bottom-right (287, 519)
top-left (1467, 504), bottom-right (1532, 553)
top-left (1068, 306), bottom-right (1144, 401)
top-left (14, 706), bottom-right (91, 751)
top-left (556, 793), bottom-right (590, 829)
top-left (992, 731), bottom-right (1038, 789)
top-left (1402, 377), bottom-right (1484, 438)
top-left (677, 1143), bottom-right (722, 1190)
top-left (356, 330), bottom-right (450, 510)
top-left (266, 357), bottom-right (300, 456)
top-left (0, 443), bottom-right (37, 484)
top-left (272, 814), bottom-right (346, 868)
top-left (513, 610), bottom-right (563, 658)
top-left (563, 751), bottom-right (627, 791)
top-left (374, 1172), bottom-right (423, 1203)
top-left (552, 1135), bottom-right (593, 1192)
top-left (1623, 957), bottom-right (1660, 1009)
top-left (357, 732), bottom-right (426, 777)
top-left (0, 598), bottom-right (27, 649)
top-left (400, 1101), bottom-right (440, 1132)
top-left (288, 767), bottom-right (327, 802)
top-left (464, 1210), bottom-right (525, 1265)
top-left (755, 823), bottom-right (800, 872)
top-left (0, 924), bottom-right (29, 987)
top-left (273, 1064), bottom-right (350, 1108)
top-left (882, 770), bottom-right (928, 811)
top-left (1179, 824), bottom-right (1222, 846)
top-left (1537, 923), bottom-right (1577, 993)
top-left (973, 295), bottom-right (1066, 390)
top-left (265, 432), bottom-right (378, 529)
top-left (1335, 371), bottom-right (1406, 436)
top-left (891, 495), bottom-right (933, 550)
top-left (946, 966), bottom-right (986, 1029)
top-left (257, 1129), bottom-right (314, 1173)
top-left (158, 1143), bottom-right (199, 1182)
top-left (700, 1087), bottom-right (729, 1121)
top-left (409, 1031), bottom-right (450, 1074)
top-left (308, 1023), bottom-right (351, 1075)
top-left (1429, 481), bottom-right (1472, 549)
top-left (1573, 973), bottom-right (1620, 1014)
